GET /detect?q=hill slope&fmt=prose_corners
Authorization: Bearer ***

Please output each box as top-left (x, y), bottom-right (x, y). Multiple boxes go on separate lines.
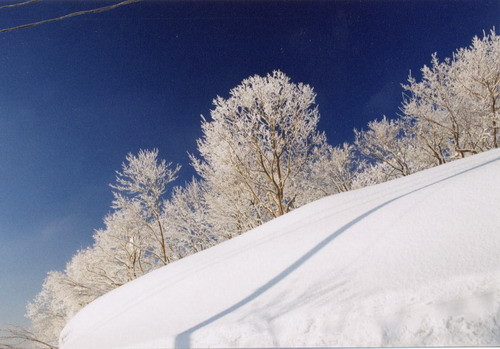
top-left (60, 149), bottom-right (500, 348)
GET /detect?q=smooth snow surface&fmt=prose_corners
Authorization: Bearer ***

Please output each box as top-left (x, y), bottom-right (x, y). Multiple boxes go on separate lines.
top-left (60, 150), bottom-right (500, 348)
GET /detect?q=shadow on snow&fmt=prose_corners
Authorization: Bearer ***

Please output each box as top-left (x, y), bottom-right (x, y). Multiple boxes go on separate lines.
top-left (174, 155), bottom-right (500, 348)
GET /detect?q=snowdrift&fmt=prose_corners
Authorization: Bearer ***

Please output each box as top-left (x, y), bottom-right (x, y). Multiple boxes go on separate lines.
top-left (60, 149), bottom-right (500, 348)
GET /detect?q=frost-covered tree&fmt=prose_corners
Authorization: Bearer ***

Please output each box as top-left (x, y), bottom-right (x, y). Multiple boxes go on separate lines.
top-left (163, 179), bottom-right (216, 254)
top-left (14, 149), bottom-right (180, 348)
top-left (23, 271), bottom-right (67, 348)
top-left (92, 206), bottom-right (155, 284)
top-left (23, 236), bottom-right (138, 348)
top-left (354, 116), bottom-right (437, 179)
top-left (402, 29), bottom-right (499, 159)
top-left (111, 149), bottom-right (180, 265)
top-left (24, 246), bottom-right (125, 348)
top-left (191, 71), bottom-right (328, 237)
top-left (4, 248), bottom-right (114, 348)
top-left (69, 208), bottom-right (158, 299)
top-left (451, 29), bottom-right (499, 149)
top-left (306, 143), bottom-right (360, 197)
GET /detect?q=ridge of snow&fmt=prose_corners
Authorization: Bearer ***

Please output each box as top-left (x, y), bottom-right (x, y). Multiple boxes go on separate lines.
top-left (60, 149), bottom-right (500, 348)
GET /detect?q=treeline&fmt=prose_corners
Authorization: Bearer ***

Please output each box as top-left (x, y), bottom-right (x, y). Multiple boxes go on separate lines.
top-left (3, 29), bottom-right (498, 348)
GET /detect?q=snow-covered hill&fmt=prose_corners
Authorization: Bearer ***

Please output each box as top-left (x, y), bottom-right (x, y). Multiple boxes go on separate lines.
top-left (60, 149), bottom-right (500, 348)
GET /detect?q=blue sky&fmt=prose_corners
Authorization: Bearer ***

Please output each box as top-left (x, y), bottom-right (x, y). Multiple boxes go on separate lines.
top-left (0, 0), bottom-right (498, 327)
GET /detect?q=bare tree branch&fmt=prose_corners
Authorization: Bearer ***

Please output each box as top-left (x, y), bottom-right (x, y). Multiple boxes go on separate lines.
top-left (0, 0), bottom-right (142, 34)
top-left (0, 0), bottom-right (39, 11)
top-left (0, 324), bottom-right (57, 349)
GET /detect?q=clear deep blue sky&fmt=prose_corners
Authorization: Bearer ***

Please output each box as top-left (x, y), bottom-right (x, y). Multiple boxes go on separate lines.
top-left (0, 0), bottom-right (498, 327)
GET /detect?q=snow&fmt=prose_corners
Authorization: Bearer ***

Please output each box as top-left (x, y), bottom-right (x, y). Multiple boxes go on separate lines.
top-left (60, 149), bottom-right (500, 348)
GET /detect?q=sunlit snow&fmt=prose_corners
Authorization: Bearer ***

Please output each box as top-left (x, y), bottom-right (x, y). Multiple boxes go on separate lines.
top-left (60, 149), bottom-right (500, 348)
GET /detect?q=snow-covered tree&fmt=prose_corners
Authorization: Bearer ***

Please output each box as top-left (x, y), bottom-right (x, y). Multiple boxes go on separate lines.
top-left (24, 244), bottom-right (130, 347)
top-left (305, 143), bottom-right (360, 198)
top-left (402, 29), bottom-right (499, 159)
top-left (354, 116), bottom-right (437, 179)
top-left (163, 179), bottom-right (216, 254)
top-left (451, 29), bottom-right (499, 149)
top-left (17, 149), bottom-right (180, 348)
top-left (92, 206), bottom-right (155, 285)
top-left (192, 71), bottom-right (328, 237)
top-left (111, 149), bottom-right (180, 265)
top-left (24, 245), bottom-right (127, 348)
top-left (24, 272), bottom-right (68, 348)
